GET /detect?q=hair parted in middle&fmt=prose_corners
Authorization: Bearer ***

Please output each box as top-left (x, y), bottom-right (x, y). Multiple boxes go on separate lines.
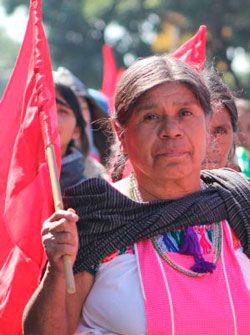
top-left (114, 54), bottom-right (212, 128)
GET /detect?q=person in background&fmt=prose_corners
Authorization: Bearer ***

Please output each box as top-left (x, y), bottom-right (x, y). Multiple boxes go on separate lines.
top-left (55, 83), bottom-right (89, 193)
top-left (23, 55), bottom-right (250, 335)
top-left (236, 98), bottom-right (250, 177)
top-left (202, 67), bottom-right (239, 170)
top-left (88, 88), bottom-right (110, 115)
top-left (53, 67), bottom-right (111, 166)
top-left (54, 73), bottom-right (108, 181)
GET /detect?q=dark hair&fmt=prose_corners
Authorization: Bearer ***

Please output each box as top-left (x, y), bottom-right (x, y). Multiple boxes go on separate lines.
top-left (109, 54), bottom-right (212, 181)
top-left (55, 83), bottom-right (89, 156)
top-left (203, 66), bottom-right (238, 132)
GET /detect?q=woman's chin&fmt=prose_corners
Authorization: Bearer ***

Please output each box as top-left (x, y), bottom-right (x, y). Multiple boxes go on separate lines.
top-left (154, 162), bottom-right (194, 181)
top-left (202, 161), bottom-right (221, 170)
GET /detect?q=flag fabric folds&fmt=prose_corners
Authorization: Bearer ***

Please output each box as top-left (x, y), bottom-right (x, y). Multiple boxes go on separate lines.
top-left (172, 25), bottom-right (207, 71)
top-left (0, 0), bottom-right (60, 334)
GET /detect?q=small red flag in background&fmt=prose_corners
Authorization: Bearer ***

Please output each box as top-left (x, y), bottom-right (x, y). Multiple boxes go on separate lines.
top-left (101, 44), bottom-right (125, 112)
top-left (102, 26), bottom-right (207, 115)
top-left (0, 0), bottom-right (60, 334)
top-left (172, 25), bottom-right (207, 71)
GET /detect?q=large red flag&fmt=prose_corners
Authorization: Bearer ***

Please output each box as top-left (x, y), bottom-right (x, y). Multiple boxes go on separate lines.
top-left (172, 25), bottom-right (207, 71)
top-left (0, 0), bottom-right (60, 333)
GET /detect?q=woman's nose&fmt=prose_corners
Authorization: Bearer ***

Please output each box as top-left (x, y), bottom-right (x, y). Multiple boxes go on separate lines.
top-left (159, 118), bottom-right (183, 139)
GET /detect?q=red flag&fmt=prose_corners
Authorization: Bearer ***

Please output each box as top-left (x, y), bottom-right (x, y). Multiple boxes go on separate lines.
top-left (172, 25), bottom-right (207, 71)
top-left (0, 0), bottom-right (60, 333)
top-left (101, 44), bottom-right (125, 112)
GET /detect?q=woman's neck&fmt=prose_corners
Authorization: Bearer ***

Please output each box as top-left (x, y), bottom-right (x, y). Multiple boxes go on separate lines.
top-left (134, 173), bottom-right (201, 201)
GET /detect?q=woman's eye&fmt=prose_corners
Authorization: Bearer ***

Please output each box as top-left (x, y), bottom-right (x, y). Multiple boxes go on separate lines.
top-left (143, 113), bottom-right (159, 121)
top-left (179, 109), bottom-right (193, 118)
top-left (214, 127), bottom-right (227, 135)
top-left (57, 107), bottom-right (71, 116)
top-left (57, 108), bottom-right (67, 114)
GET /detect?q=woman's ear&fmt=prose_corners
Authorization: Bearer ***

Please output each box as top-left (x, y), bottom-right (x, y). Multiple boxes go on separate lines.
top-left (72, 126), bottom-right (81, 141)
top-left (112, 120), bottom-right (127, 154)
top-left (228, 134), bottom-right (236, 161)
top-left (112, 120), bottom-right (123, 140)
top-left (205, 114), bottom-right (212, 144)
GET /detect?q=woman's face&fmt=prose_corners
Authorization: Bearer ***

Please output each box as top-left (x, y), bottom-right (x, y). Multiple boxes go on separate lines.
top-left (119, 82), bottom-right (208, 184)
top-left (56, 90), bottom-right (80, 156)
top-left (78, 96), bottom-right (91, 133)
top-left (237, 111), bottom-right (250, 151)
top-left (204, 104), bottom-right (234, 169)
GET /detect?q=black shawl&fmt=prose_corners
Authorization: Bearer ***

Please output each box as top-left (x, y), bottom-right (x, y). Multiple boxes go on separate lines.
top-left (63, 169), bottom-right (250, 274)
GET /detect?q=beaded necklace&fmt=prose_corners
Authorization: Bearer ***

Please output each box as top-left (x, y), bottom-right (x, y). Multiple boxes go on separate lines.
top-left (129, 173), bottom-right (222, 277)
top-left (129, 173), bottom-right (147, 203)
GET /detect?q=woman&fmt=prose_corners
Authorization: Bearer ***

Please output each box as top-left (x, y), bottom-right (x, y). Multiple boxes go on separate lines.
top-left (56, 83), bottom-right (107, 193)
top-left (202, 67), bottom-right (238, 169)
top-left (23, 55), bottom-right (250, 334)
top-left (55, 83), bottom-right (89, 193)
top-left (236, 98), bottom-right (250, 177)
top-left (53, 67), bottom-right (111, 166)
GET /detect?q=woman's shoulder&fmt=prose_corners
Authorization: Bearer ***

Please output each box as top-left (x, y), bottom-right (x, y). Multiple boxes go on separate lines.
top-left (201, 168), bottom-right (250, 190)
top-left (111, 176), bottom-right (131, 198)
top-left (84, 156), bottom-right (108, 180)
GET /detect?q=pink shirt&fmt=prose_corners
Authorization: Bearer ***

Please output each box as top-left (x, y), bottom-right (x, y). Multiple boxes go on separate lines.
top-left (76, 221), bottom-right (250, 334)
top-left (137, 220), bottom-right (250, 335)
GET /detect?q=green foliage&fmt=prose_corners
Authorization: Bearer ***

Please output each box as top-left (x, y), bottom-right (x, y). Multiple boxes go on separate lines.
top-left (144, 0), bottom-right (162, 10)
top-left (83, 0), bottom-right (113, 19)
top-left (116, 0), bottom-right (141, 12)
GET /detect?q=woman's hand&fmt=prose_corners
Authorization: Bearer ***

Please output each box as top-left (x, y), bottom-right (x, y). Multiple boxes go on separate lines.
top-left (23, 210), bottom-right (93, 335)
top-left (42, 209), bottom-right (79, 273)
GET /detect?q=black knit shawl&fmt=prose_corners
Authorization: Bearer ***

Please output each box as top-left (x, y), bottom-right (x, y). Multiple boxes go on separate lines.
top-left (63, 169), bottom-right (250, 274)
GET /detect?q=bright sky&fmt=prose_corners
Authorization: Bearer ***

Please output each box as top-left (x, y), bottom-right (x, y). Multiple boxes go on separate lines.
top-left (0, 5), bottom-right (27, 42)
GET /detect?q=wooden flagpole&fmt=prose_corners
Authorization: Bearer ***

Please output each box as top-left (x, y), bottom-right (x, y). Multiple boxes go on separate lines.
top-left (46, 144), bottom-right (76, 294)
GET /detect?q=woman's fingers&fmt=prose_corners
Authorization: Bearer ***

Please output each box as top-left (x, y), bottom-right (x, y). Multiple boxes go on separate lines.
top-left (42, 209), bottom-right (79, 271)
top-left (44, 231), bottom-right (76, 245)
top-left (42, 210), bottom-right (79, 235)
top-left (44, 209), bottom-right (79, 224)
top-left (43, 233), bottom-right (77, 259)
